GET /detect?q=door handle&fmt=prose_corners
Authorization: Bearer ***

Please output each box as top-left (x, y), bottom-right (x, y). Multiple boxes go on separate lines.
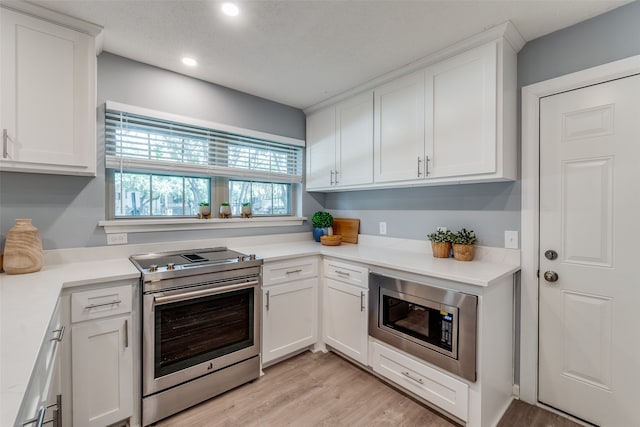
top-left (360, 291), bottom-right (365, 312)
top-left (2, 129), bottom-right (8, 159)
top-left (265, 290), bottom-right (270, 311)
top-left (425, 156), bottom-right (430, 176)
top-left (417, 156), bottom-right (422, 177)
top-left (543, 271), bottom-right (559, 283)
top-left (330, 170), bottom-right (334, 185)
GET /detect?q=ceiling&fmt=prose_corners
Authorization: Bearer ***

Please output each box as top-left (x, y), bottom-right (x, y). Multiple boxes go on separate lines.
top-left (27, 0), bottom-right (631, 109)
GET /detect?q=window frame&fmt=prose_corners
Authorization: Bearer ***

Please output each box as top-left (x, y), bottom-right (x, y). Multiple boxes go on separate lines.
top-left (103, 101), bottom-right (304, 222)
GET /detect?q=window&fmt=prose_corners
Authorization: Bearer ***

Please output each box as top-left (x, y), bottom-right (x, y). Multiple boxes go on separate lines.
top-left (105, 102), bottom-right (303, 219)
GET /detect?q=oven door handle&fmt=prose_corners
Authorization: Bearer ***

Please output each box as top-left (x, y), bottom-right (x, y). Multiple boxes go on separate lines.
top-left (153, 280), bottom-right (259, 305)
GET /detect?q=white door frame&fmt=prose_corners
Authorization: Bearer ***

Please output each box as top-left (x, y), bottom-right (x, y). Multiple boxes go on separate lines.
top-left (520, 54), bottom-right (640, 404)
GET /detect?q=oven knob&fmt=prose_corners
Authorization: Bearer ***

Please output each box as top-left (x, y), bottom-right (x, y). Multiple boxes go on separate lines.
top-left (166, 263), bottom-right (175, 270)
top-left (149, 264), bottom-right (158, 272)
top-left (249, 254), bottom-right (256, 260)
top-left (237, 256), bottom-right (244, 262)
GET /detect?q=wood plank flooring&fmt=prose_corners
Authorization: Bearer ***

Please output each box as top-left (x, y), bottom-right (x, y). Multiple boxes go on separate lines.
top-left (156, 351), bottom-right (582, 427)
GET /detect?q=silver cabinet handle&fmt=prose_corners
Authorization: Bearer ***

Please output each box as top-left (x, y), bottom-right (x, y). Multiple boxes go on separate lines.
top-left (402, 371), bottom-right (424, 385)
top-left (265, 290), bottom-right (270, 311)
top-left (334, 170), bottom-right (339, 185)
top-left (425, 156), bottom-right (430, 176)
top-left (286, 269), bottom-right (303, 275)
top-left (330, 170), bottom-right (334, 185)
top-left (49, 326), bottom-right (65, 342)
top-left (360, 291), bottom-right (365, 312)
top-left (2, 129), bottom-right (8, 159)
top-left (84, 299), bottom-right (122, 310)
top-left (417, 156), bottom-right (422, 177)
top-left (124, 319), bottom-right (129, 348)
top-left (335, 270), bottom-right (351, 276)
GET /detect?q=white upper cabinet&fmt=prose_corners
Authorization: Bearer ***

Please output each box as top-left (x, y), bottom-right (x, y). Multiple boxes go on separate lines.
top-left (426, 42), bottom-right (498, 179)
top-left (306, 92), bottom-right (373, 190)
top-left (305, 23), bottom-right (521, 191)
top-left (373, 71), bottom-right (425, 183)
top-left (0, 6), bottom-right (99, 176)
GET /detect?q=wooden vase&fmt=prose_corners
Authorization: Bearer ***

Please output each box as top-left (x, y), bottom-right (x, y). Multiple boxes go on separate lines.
top-left (453, 244), bottom-right (475, 261)
top-left (3, 218), bottom-right (44, 274)
top-left (431, 242), bottom-right (451, 258)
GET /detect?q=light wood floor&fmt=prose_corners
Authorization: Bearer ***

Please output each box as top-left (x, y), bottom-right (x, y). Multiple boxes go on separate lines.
top-left (156, 351), bottom-right (582, 427)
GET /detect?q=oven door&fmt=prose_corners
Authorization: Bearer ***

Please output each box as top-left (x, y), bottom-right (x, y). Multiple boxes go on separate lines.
top-left (142, 278), bottom-right (260, 396)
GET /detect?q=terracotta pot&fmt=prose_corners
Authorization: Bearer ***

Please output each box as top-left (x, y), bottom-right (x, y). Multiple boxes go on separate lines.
top-left (453, 244), bottom-right (475, 261)
top-left (3, 218), bottom-right (44, 274)
top-left (431, 241), bottom-right (451, 258)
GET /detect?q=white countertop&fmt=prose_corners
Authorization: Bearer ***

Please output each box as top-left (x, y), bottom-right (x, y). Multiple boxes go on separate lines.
top-left (0, 233), bottom-right (519, 426)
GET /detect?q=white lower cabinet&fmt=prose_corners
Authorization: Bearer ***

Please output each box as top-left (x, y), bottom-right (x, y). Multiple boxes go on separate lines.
top-left (68, 282), bottom-right (135, 427)
top-left (371, 341), bottom-right (469, 422)
top-left (323, 260), bottom-right (369, 365)
top-left (262, 257), bottom-right (319, 366)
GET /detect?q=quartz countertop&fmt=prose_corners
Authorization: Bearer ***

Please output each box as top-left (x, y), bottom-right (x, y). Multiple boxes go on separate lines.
top-left (0, 233), bottom-right (519, 426)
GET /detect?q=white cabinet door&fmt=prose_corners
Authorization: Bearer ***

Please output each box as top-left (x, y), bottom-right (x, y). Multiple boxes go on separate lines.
top-left (374, 70), bottom-right (425, 183)
top-left (0, 8), bottom-right (96, 176)
top-left (306, 107), bottom-right (336, 190)
top-left (72, 315), bottom-right (133, 427)
top-left (262, 278), bottom-right (318, 365)
top-left (426, 42), bottom-right (497, 178)
top-left (335, 92), bottom-right (373, 187)
top-left (324, 278), bottom-right (368, 365)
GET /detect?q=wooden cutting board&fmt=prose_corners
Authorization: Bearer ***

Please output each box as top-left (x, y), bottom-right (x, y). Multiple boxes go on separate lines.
top-left (332, 218), bottom-right (360, 244)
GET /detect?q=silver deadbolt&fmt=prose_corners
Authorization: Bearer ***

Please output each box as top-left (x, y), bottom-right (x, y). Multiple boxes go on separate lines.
top-left (543, 271), bottom-right (559, 282)
top-left (544, 250), bottom-right (558, 260)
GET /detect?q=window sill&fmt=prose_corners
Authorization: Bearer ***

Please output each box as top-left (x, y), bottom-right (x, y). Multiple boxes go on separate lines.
top-left (99, 216), bottom-right (307, 234)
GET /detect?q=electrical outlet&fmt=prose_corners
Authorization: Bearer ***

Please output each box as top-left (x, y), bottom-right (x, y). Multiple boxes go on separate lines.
top-left (107, 233), bottom-right (128, 245)
top-left (504, 230), bottom-right (518, 249)
top-left (437, 226), bottom-right (447, 232)
top-left (379, 222), bottom-right (387, 235)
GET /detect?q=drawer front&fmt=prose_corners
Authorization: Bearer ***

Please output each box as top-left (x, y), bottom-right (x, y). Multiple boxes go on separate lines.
top-left (323, 259), bottom-right (368, 289)
top-left (71, 284), bottom-right (132, 322)
top-left (263, 257), bottom-right (319, 286)
top-left (371, 341), bottom-right (468, 421)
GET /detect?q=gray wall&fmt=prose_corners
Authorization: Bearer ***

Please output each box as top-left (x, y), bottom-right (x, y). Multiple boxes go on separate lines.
top-left (0, 53), bottom-right (311, 249)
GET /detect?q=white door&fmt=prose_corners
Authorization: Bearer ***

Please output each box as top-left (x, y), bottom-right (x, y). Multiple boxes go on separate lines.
top-left (373, 70), bottom-right (425, 183)
top-left (262, 278), bottom-right (318, 365)
top-left (306, 106), bottom-right (336, 190)
top-left (539, 74), bottom-right (640, 426)
top-left (324, 278), bottom-right (368, 365)
top-left (72, 316), bottom-right (133, 427)
top-left (335, 91), bottom-right (373, 187)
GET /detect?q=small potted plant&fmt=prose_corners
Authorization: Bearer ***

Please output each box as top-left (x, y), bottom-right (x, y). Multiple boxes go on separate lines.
top-left (241, 202), bottom-right (252, 218)
top-left (198, 202), bottom-right (210, 218)
top-left (427, 229), bottom-right (453, 258)
top-left (311, 211), bottom-right (333, 242)
top-left (219, 202), bottom-right (232, 218)
top-left (452, 228), bottom-right (477, 261)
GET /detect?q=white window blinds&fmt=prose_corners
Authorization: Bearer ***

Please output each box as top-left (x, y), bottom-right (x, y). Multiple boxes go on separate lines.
top-left (105, 104), bottom-right (303, 183)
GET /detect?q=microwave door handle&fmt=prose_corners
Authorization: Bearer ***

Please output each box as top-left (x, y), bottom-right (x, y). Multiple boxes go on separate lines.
top-left (153, 280), bottom-right (259, 305)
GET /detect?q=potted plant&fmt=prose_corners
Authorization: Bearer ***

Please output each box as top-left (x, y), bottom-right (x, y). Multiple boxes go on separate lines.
top-left (311, 211), bottom-right (333, 242)
top-left (220, 202), bottom-right (232, 218)
top-left (427, 229), bottom-right (453, 258)
top-left (198, 202), bottom-right (210, 218)
top-left (241, 202), bottom-right (252, 218)
top-left (452, 228), bottom-right (477, 261)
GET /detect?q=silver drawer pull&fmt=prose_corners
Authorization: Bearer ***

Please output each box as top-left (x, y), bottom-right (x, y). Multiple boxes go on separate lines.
top-left (84, 299), bottom-right (122, 310)
top-left (360, 291), bottom-right (365, 312)
top-left (49, 326), bottom-right (65, 342)
top-left (335, 270), bottom-right (351, 276)
top-left (285, 269), bottom-right (303, 275)
top-left (265, 290), bottom-right (270, 311)
top-left (402, 371), bottom-right (424, 385)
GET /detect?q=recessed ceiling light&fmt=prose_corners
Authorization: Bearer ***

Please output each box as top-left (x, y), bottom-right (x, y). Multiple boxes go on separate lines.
top-left (182, 57), bottom-right (198, 67)
top-left (221, 2), bottom-right (239, 17)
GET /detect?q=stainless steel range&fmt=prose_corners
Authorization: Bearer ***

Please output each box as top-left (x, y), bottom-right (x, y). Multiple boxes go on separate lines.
top-left (130, 247), bottom-right (263, 426)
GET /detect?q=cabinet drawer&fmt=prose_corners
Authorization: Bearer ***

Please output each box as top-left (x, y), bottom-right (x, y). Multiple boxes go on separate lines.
top-left (323, 259), bottom-right (368, 289)
top-left (371, 341), bottom-right (468, 421)
top-left (71, 284), bottom-right (132, 322)
top-left (263, 257), bottom-right (319, 286)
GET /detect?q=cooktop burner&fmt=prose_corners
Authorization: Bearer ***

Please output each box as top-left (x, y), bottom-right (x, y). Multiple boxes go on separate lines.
top-left (130, 247), bottom-right (261, 279)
